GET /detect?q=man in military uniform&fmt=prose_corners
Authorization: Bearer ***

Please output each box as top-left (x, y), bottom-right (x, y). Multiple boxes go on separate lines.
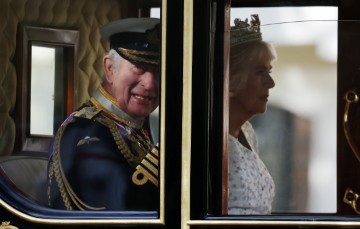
top-left (47, 18), bottom-right (160, 211)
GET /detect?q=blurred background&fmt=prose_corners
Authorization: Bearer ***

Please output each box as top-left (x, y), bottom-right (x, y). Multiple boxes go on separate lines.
top-left (231, 7), bottom-right (338, 213)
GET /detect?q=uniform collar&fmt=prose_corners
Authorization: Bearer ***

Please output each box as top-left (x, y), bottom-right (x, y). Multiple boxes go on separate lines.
top-left (91, 86), bottom-right (143, 128)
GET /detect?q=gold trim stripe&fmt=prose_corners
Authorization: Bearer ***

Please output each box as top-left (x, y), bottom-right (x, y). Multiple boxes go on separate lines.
top-left (118, 48), bottom-right (159, 65)
top-left (99, 86), bottom-right (121, 109)
top-left (136, 165), bottom-right (158, 187)
top-left (90, 98), bottom-right (141, 129)
top-left (146, 152), bottom-right (159, 166)
top-left (119, 47), bottom-right (159, 57)
top-left (187, 220), bottom-right (360, 227)
top-left (142, 159), bottom-right (158, 177)
top-left (0, 0), bottom-right (167, 225)
top-left (159, 0), bottom-right (167, 223)
top-left (182, 0), bottom-right (193, 228)
top-left (0, 198), bottom-right (162, 225)
top-left (151, 147), bottom-right (159, 157)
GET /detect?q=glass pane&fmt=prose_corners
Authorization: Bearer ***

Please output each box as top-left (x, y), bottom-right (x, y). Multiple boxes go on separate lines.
top-left (228, 7), bottom-right (337, 214)
top-left (0, 0), bottom-right (164, 224)
top-left (30, 46), bottom-right (55, 136)
top-left (46, 16), bottom-right (162, 213)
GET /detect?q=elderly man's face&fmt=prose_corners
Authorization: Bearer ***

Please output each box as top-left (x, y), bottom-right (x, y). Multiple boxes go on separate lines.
top-left (110, 58), bottom-right (160, 120)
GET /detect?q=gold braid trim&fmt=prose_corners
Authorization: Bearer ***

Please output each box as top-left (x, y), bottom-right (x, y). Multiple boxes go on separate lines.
top-left (95, 115), bottom-right (159, 187)
top-left (118, 47), bottom-right (159, 57)
top-left (132, 147), bottom-right (159, 187)
top-left (95, 116), bottom-right (144, 167)
top-left (91, 97), bottom-right (141, 129)
top-left (48, 119), bottom-right (105, 211)
top-left (132, 165), bottom-right (158, 187)
top-left (118, 47), bottom-right (159, 65)
top-left (48, 113), bottom-right (158, 210)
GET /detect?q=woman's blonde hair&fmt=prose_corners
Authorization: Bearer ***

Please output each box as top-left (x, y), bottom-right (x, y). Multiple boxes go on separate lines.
top-left (229, 40), bottom-right (277, 97)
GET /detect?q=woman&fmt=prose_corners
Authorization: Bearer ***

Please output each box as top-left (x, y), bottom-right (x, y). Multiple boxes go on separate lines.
top-left (228, 14), bottom-right (277, 215)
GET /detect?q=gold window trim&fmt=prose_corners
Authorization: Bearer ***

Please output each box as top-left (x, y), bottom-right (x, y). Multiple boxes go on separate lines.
top-left (0, 0), bottom-right (167, 226)
top-left (180, 0), bottom-right (360, 228)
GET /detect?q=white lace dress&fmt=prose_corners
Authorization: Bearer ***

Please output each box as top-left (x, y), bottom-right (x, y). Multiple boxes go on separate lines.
top-left (228, 121), bottom-right (275, 215)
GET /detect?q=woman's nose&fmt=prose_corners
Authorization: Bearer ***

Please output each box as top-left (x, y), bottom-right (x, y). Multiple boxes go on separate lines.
top-left (265, 74), bottom-right (275, 88)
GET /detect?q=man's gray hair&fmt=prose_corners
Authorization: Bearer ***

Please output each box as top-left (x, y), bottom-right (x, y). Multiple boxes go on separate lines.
top-left (101, 49), bottom-right (123, 81)
top-left (108, 49), bottom-right (122, 71)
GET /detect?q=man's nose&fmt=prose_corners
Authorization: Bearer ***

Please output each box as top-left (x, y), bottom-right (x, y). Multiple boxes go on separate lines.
top-left (140, 71), bottom-right (157, 89)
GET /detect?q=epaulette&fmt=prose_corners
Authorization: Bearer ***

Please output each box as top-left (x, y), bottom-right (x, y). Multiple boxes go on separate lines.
top-left (74, 106), bottom-right (102, 120)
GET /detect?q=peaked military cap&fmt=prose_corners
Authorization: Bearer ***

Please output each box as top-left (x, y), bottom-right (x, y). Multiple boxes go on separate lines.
top-left (101, 18), bottom-right (161, 66)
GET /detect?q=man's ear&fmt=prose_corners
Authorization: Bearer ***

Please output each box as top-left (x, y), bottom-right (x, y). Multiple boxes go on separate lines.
top-left (103, 55), bottom-right (114, 83)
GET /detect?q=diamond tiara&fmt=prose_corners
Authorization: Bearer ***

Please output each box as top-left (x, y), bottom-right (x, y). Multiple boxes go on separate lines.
top-left (230, 14), bottom-right (262, 47)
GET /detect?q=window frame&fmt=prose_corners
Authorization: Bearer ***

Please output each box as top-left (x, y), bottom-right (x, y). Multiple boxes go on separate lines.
top-left (0, 0), bottom-right (168, 226)
top-left (183, 0), bottom-right (360, 228)
top-left (14, 25), bottom-right (79, 156)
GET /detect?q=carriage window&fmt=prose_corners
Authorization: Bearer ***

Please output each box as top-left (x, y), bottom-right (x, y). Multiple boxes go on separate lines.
top-left (227, 6), bottom-right (337, 214)
top-left (14, 26), bottom-right (78, 153)
top-left (0, 0), bottom-right (165, 224)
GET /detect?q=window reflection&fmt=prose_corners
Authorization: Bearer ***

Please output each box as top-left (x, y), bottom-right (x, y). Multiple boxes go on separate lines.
top-left (30, 46), bottom-right (56, 136)
top-left (229, 7), bottom-right (337, 213)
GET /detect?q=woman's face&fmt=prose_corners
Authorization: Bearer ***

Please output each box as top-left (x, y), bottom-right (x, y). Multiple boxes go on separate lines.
top-left (232, 54), bottom-right (275, 117)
